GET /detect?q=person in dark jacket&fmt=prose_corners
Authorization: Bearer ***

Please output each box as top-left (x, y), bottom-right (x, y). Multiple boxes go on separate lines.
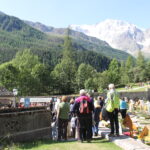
top-left (72, 89), bottom-right (94, 143)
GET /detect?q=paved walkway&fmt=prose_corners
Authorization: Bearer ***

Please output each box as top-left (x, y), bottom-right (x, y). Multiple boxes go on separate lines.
top-left (99, 127), bottom-right (150, 150)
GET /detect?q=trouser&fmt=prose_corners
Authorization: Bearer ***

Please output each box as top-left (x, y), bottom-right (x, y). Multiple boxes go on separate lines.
top-left (77, 115), bottom-right (92, 141)
top-left (120, 109), bottom-right (127, 119)
top-left (71, 127), bottom-right (76, 138)
top-left (93, 121), bottom-right (99, 134)
top-left (107, 109), bottom-right (119, 134)
top-left (58, 118), bottom-right (68, 140)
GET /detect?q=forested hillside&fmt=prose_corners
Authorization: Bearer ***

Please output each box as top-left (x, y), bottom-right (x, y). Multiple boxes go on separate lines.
top-left (0, 12), bottom-right (113, 71)
top-left (25, 20), bottom-right (131, 61)
top-left (0, 12), bottom-right (149, 96)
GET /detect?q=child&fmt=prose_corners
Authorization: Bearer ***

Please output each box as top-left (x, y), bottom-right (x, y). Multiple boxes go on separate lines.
top-left (70, 114), bottom-right (77, 138)
top-left (120, 97), bottom-right (128, 118)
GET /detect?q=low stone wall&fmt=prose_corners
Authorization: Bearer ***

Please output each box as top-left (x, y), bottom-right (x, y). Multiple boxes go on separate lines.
top-left (97, 89), bottom-right (150, 100)
top-left (0, 107), bottom-right (51, 142)
top-left (119, 91), bottom-right (148, 100)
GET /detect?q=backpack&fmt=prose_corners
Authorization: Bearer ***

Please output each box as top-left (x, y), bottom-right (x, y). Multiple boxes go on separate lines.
top-left (106, 93), bottom-right (115, 112)
top-left (79, 99), bottom-right (90, 114)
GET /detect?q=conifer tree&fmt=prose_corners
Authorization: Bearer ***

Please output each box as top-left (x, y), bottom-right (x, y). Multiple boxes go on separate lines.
top-left (133, 51), bottom-right (147, 82)
top-left (51, 28), bottom-right (77, 94)
top-left (120, 61), bottom-right (129, 84)
top-left (108, 58), bottom-right (120, 85)
top-left (136, 51), bottom-right (145, 68)
top-left (125, 56), bottom-right (134, 82)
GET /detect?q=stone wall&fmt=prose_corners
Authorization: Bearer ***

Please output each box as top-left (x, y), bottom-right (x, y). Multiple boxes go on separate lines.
top-left (119, 91), bottom-right (148, 100)
top-left (97, 89), bottom-right (150, 100)
top-left (0, 107), bottom-right (51, 142)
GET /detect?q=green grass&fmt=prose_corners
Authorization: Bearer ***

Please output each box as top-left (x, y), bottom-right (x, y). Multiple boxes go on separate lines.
top-left (117, 86), bottom-right (149, 92)
top-left (4, 139), bottom-right (123, 150)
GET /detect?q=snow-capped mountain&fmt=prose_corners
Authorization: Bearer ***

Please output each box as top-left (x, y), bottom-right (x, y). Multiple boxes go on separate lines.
top-left (71, 19), bottom-right (150, 55)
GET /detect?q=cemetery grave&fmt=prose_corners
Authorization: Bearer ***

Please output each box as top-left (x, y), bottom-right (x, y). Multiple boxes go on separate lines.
top-left (121, 100), bottom-right (150, 145)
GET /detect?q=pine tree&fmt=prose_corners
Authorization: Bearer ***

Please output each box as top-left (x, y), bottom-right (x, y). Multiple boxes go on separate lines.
top-left (108, 58), bottom-right (120, 85)
top-left (126, 56), bottom-right (134, 70)
top-left (63, 28), bottom-right (74, 60)
top-left (133, 51), bottom-right (147, 82)
top-left (51, 29), bottom-right (77, 94)
top-left (125, 56), bottom-right (134, 82)
top-left (136, 51), bottom-right (145, 68)
top-left (120, 62), bottom-right (129, 85)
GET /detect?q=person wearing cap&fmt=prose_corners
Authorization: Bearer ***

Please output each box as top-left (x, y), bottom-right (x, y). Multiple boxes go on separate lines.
top-left (57, 96), bottom-right (70, 141)
top-left (106, 84), bottom-right (120, 137)
top-left (72, 89), bottom-right (94, 142)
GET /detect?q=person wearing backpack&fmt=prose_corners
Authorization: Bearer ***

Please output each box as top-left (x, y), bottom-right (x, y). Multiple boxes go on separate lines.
top-left (106, 84), bottom-right (120, 137)
top-left (72, 89), bottom-right (94, 143)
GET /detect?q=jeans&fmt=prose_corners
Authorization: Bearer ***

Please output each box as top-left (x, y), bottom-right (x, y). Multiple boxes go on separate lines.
top-left (93, 121), bottom-right (99, 135)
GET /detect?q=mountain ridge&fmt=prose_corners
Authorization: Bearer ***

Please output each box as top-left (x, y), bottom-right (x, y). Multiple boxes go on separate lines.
top-left (24, 20), bottom-right (131, 60)
top-left (0, 11), bottom-right (132, 70)
top-left (0, 12), bottom-right (113, 72)
top-left (70, 19), bottom-right (150, 56)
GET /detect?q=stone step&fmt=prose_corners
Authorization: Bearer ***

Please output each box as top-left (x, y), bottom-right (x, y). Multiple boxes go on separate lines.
top-left (98, 127), bottom-right (150, 150)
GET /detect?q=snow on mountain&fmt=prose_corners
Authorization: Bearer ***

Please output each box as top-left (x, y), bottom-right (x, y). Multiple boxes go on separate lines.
top-left (71, 19), bottom-right (150, 55)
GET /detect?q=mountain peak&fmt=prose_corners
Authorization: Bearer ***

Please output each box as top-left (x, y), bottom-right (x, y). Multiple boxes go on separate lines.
top-left (0, 11), bottom-right (5, 15)
top-left (71, 19), bottom-right (148, 55)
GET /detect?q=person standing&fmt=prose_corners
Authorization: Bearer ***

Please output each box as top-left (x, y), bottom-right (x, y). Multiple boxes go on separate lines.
top-left (93, 96), bottom-right (104, 136)
top-left (72, 89), bottom-right (94, 142)
top-left (57, 96), bottom-right (70, 141)
top-left (120, 97), bottom-right (128, 119)
top-left (106, 84), bottom-right (120, 137)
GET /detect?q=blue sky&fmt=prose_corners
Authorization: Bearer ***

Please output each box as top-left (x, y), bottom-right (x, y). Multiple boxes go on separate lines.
top-left (0, 0), bottom-right (149, 28)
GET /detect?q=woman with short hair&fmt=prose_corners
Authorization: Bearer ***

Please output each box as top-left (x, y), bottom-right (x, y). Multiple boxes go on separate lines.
top-left (57, 96), bottom-right (70, 141)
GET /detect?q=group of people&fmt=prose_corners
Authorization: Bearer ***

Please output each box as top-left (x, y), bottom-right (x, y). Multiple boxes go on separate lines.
top-left (53, 83), bottom-right (130, 142)
top-left (128, 98), bottom-right (150, 113)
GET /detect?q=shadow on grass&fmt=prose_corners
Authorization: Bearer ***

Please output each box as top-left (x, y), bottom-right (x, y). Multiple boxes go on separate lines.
top-left (17, 139), bottom-right (75, 149)
top-left (91, 138), bottom-right (111, 144)
top-left (3, 137), bottom-right (111, 149)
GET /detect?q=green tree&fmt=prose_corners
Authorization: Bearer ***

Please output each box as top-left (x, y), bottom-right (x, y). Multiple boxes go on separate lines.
top-left (125, 56), bottom-right (135, 82)
top-left (96, 71), bottom-right (110, 90)
top-left (31, 64), bottom-right (51, 95)
top-left (12, 49), bottom-right (40, 71)
top-left (0, 62), bottom-right (19, 91)
top-left (133, 51), bottom-right (147, 82)
top-left (145, 61), bottom-right (150, 81)
top-left (126, 56), bottom-right (134, 70)
top-left (136, 51), bottom-right (145, 68)
top-left (51, 30), bottom-right (77, 94)
top-left (84, 78), bottom-right (96, 91)
top-left (11, 49), bottom-right (45, 95)
top-left (108, 58), bottom-right (120, 85)
top-left (119, 62), bottom-right (129, 85)
top-left (76, 63), bottom-right (96, 90)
